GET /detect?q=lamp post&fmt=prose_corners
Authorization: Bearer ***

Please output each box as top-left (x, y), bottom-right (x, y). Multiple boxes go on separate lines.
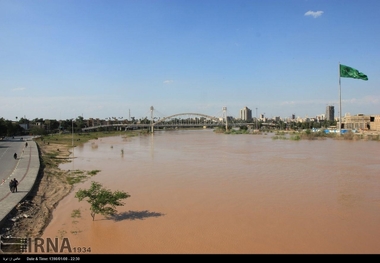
top-left (118, 117), bottom-right (123, 134)
top-left (255, 108), bottom-right (258, 130)
top-left (71, 118), bottom-right (75, 170)
top-left (71, 120), bottom-right (73, 146)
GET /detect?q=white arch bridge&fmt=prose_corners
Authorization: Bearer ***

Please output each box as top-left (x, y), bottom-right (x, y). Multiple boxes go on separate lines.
top-left (82, 108), bottom-right (230, 132)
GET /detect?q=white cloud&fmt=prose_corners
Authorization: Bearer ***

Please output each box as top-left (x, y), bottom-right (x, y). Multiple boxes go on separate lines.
top-left (304, 10), bottom-right (324, 18)
top-left (12, 87), bottom-right (26, 91)
top-left (344, 96), bottom-right (380, 105)
top-left (280, 99), bottom-right (325, 106)
top-left (281, 96), bottom-right (380, 107)
top-left (163, 80), bottom-right (174, 84)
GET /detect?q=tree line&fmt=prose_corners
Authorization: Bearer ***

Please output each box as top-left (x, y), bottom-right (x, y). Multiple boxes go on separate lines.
top-left (0, 116), bottom-right (86, 137)
top-left (1, 115), bottom-right (338, 137)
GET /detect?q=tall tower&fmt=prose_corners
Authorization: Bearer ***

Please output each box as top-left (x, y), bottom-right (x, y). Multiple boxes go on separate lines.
top-left (150, 106), bottom-right (154, 133)
top-left (326, 106), bottom-right (335, 121)
top-left (239, 106), bottom-right (252, 121)
top-left (223, 107), bottom-right (228, 130)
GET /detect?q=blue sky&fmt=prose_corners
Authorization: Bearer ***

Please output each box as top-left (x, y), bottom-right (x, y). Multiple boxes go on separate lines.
top-left (1, 0), bottom-right (379, 121)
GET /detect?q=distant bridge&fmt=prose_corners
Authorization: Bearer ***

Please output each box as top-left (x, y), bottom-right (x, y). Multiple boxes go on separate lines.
top-left (82, 109), bottom-right (229, 132)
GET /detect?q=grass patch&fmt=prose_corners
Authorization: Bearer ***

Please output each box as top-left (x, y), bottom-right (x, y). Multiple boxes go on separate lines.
top-left (290, 135), bottom-right (301, 141)
top-left (70, 230), bottom-right (82, 235)
top-left (275, 131), bottom-right (286, 136)
top-left (58, 230), bottom-right (67, 239)
top-left (67, 169), bottom-right (101, 184)
top-left (66, 170), bottom-right (87, 185)
top-left (45, 152), bottom-right (60, 158)
top-left (87, 170), bottom-right (101, 176)
top-left (71, 209), bottom-right (81, 218)
top-left (272, 135), bottom-right (288, 140)
top-left (224, 129), bottom-right (250, 134)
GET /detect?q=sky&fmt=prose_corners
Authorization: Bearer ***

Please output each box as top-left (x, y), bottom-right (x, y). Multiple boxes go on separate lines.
top-left (1, 0), bottom-right (379, 121)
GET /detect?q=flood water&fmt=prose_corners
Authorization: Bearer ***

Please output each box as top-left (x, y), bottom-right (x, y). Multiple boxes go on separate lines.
top-left (40, 129), bottom-right (380, 254)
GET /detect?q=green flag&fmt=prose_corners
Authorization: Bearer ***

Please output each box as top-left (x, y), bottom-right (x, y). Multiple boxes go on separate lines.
top-left (340, 64), bottom-right (368, 80)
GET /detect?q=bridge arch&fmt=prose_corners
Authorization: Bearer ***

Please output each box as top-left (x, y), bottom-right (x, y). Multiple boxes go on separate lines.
top-left (153, 113), bottom-right (222, 126)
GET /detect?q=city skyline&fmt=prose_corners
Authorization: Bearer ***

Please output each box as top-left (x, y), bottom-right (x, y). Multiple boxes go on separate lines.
top-left (1, 1), bottom-right (379, 121)
top-left (1, 103), bottom-right (364, 123)
top-left (6, 104), bottom-right (346, 122)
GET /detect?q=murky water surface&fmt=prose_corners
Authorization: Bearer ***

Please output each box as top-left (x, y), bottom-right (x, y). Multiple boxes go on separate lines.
top-left (40, 129), bottom-right (380, 254)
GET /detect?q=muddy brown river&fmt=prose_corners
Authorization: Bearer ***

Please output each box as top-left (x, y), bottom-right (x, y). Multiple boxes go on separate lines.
top-left (39, 129), bottom-right (380, 254)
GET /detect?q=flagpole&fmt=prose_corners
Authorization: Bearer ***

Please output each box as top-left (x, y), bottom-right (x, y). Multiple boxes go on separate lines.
top-left (338, 62), bottom-right (342, 135)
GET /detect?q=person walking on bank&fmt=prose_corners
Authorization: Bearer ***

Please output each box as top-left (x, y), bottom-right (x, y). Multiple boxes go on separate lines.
top-left (9, 179), bottom-right (15, 193)
top-left (13, 178), bottom-right (19, 192)
top-left (9, 179), bottom-right (13, 192)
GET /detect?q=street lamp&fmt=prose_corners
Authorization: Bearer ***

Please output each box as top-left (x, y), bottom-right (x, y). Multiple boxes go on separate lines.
top-left (118, 117), bottom-right (123, 133)
top-left (71, 118), bottom-right (75, 170)
top-left (72, 118), bottom-right (74, 147)
top-left (255, 108), bottom-right (258, 130)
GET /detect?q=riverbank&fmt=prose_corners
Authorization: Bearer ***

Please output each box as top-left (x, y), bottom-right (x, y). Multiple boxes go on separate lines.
top-left (0, 130), bottom-right (147, 240)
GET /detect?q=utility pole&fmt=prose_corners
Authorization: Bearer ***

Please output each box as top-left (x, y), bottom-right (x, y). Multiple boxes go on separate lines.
top-left (256, 108), bottom-right (258, 130)
top-left (71, 119), bottom-right (74, 147)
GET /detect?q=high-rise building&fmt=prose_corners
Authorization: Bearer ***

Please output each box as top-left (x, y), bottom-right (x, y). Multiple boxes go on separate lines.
top-left (240, 106), bottom-right (252, 121)
top-left (326, 106), bottom-right (335, 121)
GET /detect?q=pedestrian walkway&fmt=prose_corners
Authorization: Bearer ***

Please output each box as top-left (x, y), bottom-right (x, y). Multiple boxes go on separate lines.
top-left (0, 140), bottom-right (40, 229)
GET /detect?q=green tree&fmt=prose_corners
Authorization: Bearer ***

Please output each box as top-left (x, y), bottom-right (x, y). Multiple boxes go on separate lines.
top-left (32, 118), bottom-right (44, 123)
top-left (75, 181), bottom-right (131, 221)
top-left (278, 120), bottom-right (285, 130)
top-left (60, 119), bottom-right (75, 131)
top-left (240, 125), bottom-right (248, 130)
top-left (5, 120), bottom-right (20, 136)
top-left (49, 119), bottom-right (60, 131)
top-left (18, 117), bottom-right (29, 124)
top-left (76, 116), bottom-right (85, 130)
top-left (313, 122), bottom-right (321, 129)
top-left (0, 118), bottom-right (6, 136)
top-left (30, 126), bottom-right (47, 136)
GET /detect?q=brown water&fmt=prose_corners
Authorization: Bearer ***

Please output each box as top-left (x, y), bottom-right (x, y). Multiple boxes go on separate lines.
top-left (40, 129), bottom-right (380, 254)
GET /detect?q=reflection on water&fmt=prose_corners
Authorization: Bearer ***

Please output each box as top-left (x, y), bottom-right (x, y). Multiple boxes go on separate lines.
top-left (40, 129), bottom-right (380, 254)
